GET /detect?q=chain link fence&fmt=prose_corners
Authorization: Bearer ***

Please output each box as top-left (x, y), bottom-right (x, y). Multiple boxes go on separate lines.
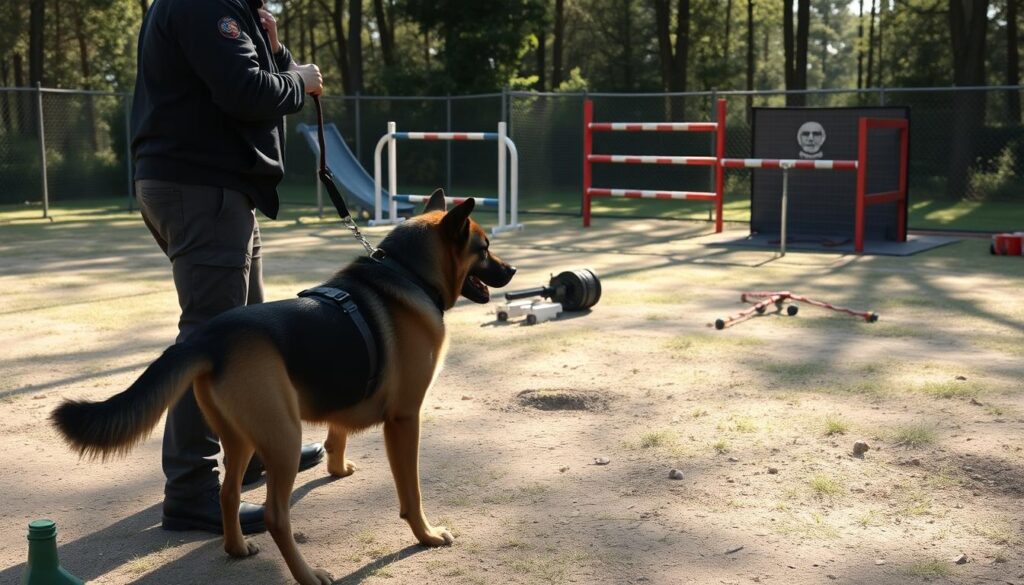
top-left (2, 85), bottom-right (1021, 231)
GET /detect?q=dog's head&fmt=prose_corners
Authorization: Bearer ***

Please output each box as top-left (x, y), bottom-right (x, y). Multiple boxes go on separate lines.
top-left (416, 189), bottom-right (516, 306)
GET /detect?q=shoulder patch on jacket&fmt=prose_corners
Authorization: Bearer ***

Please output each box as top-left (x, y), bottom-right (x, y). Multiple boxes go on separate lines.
top-left (218, 17), bottom-right (241, 39)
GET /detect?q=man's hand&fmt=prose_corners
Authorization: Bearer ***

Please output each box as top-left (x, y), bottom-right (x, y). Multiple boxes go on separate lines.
top-left (292, 63), bottom-right (323, 96)
top-left (258, 8), bottom-right (281, 54)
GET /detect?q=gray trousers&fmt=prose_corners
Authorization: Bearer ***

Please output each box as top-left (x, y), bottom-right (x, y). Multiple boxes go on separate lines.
top-left (136, 179), bottom-right (262, 500)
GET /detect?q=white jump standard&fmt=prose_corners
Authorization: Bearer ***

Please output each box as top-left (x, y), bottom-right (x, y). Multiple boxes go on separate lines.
top-left (370, 122), bottom-right (523, 235)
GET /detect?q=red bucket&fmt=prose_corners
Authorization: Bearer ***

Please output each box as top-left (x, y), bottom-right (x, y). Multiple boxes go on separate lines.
top-left (992, 233), bottom-right (1024, 256)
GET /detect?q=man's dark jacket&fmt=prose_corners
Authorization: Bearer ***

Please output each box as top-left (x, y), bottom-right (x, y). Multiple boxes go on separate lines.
top-left (131, 0), bottom-right (305, 219)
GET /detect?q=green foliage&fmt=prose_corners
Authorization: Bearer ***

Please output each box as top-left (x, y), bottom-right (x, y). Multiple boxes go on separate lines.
top-left (969, 145), bottom-right (1021, 201)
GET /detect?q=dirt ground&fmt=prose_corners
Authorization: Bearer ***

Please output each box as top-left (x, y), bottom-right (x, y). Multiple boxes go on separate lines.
top-left (1, 207), bottom-right (1022, 585)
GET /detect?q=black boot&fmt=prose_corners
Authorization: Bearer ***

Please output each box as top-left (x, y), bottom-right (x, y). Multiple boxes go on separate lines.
top-left (162, 489), bottom-right (266, 534)
top-left (241, 442), bottom-right (326, 486)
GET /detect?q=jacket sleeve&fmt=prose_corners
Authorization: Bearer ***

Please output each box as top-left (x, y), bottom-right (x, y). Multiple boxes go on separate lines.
top-left (273, 44), bottom-right (296, 73)
top-left (173, 0), bottom-right (305, 121)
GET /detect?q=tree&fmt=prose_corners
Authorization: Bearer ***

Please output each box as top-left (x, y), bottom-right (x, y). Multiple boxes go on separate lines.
top-left (746, 0), bottom-right (755, 119)
top-left (866, 0), bottom-right (876, 87)
top-left (856, 0), bottom-right (864, 87)
top-left (349, 0), bottom-right (363, 93)
top-left (783, 0), bottom-right (809, 105)
top-left (29, 0), bottom-right (44, 85)
top-left (947, 0), bottom-right (990, 198)
top-left (551, 0), bottom-right (565, 88)
top-left (654, 0), bottom-right (690, 93)
top-left (372, 0), bottom-right (395, 67)
top-left (1008, 0), bottom-right (1020, 122)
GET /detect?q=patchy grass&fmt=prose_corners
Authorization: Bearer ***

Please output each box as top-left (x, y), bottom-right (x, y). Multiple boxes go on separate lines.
top-left (639, 430), bottom-right (678, 449)
top-left (917, 380), bottom-right (982, 399)
top-left (664, 333), bottom-right (763, 354)
top-left (809, 474), bottom-right (844, 497)
top-left (729, 415), bottom-right (758, 433)
top-left (758, 361), bottom-right (827, 382)
top-left (712, 439), bottom-right (730, 454)
top-left (905, 559), bottom-right (953, 578)
top-left (891, 424), bottom-right (937, 448)
top-left (823, 415), bottom-right (849, 436)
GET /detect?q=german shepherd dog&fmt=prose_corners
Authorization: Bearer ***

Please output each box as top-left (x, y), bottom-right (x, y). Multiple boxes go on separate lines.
top-left (52, 191), bottom-right (516, 585)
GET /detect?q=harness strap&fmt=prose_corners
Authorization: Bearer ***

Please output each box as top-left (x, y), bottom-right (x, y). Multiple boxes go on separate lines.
top-left (298, 286), bottom-right (379, 398)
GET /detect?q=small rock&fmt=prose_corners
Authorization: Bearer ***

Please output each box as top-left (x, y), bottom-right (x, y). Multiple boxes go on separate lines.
top-left (970, 397), bottom-right (983, 406)
top-left (669, 468), bottom-right (684, 480)
top-left (593, 457), bottom-right (611, 465)
top-left (956, 375), bottom-right (968, 381)
top-left (767, 467), bottom-right (779, 475)
top-left (559, 466), bottom-right (570, 473)
top-left (725, 545), bottom-right (744, 554)
top-left (874, 559), bottom-right (886, 566)
top-left (728, 457), bottom-right (739, 463)
top-left (293, 532), bottom-right (308, 544)
top-left (953, 553), bottom-right (968, 565)
top-left (852, 441), bottom-right (870, 456)
top-left (461, 395), bottom-right (472, 400)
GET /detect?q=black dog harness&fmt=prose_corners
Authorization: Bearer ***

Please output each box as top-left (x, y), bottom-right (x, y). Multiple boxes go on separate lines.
top-left (298, 286), bottom-right (379, 398)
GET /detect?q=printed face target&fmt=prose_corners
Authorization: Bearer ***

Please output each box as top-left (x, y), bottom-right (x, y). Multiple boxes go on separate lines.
top-left (797, 121), bottom-right (826, 159)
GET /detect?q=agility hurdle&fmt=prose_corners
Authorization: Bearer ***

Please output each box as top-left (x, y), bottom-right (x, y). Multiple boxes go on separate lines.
top-left (721, 117), bottom-right (908, 254)
top-left (583, 99), bottom-right (727, 231)
top-left (370, 122), bottom-right (522, 235)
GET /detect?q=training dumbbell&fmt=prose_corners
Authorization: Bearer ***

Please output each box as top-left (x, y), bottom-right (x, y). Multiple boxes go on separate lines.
top-left (503, 269), bottom-right (602, 311)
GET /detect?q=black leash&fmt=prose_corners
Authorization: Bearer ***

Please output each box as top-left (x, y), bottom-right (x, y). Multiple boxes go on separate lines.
top-left (312, 95), bottom-right (385, 261)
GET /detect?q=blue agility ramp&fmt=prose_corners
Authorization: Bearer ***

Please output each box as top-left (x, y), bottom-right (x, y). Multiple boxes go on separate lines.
top-left (295, 122), bottom-right (414, 216)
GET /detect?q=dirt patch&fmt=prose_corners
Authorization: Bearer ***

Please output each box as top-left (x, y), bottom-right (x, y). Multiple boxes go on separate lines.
top-left (516, 388), bottom-right (610, 411)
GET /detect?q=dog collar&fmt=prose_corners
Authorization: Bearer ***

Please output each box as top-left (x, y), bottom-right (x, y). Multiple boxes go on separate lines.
top-left (378, 257), bottom-right (446, 314)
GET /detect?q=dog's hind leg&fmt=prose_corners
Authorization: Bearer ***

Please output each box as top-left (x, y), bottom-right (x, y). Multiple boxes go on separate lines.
top-left (261, 424), bottom-right (334, 585)
top-left (383, 413), bottom-right (453, 547)
top-left (324, 424), bottom-right (355, 478)
top-left (193, 374), bottom-right (258, 558)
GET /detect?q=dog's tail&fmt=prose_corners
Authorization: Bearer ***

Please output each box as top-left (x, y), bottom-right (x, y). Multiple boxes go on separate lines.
top-left (51, 343), bottom-right (211, 459)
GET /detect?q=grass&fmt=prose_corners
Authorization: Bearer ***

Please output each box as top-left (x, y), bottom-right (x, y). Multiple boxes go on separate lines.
top-left (639, 430), bottom-right (678, 448)
top-left (809, 474), bottom-right (844, 497)
top-left (823, 415), bottom-right (849, 436)
top-left (891, 424), bottom-right (938, 448)
top-left (905, 559), bottom-right (954, 578)
top-left (712, 439), bottom-right (730, 454)
top-left (917, 380), bottom-right (982, 399)
top-left (729, 415), bottom-right (758, 433)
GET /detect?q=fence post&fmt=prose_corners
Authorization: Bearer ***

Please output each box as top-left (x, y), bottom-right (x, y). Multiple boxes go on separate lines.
top-left (124, 93), bottom-right (134, 212)
top-left (446, 93), bottom-right (452, 196)
top-left (35, 82), bottom-right (50, 220)
top-left (709, 89), bottom-right (717, 221)
top-left (879, 86), bottom-right (887, 106)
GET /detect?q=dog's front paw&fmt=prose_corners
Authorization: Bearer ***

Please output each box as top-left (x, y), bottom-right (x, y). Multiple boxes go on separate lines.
top-left (225, 538), bottom-right (260, 558)
top-left (327, 459), bottom-right (356, 478)
top-left (311, 568), bottom-right (334, 585)
top-left (418, 526), bottom-right (454, 547)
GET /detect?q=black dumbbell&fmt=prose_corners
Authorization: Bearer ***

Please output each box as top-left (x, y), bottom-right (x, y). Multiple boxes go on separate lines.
top-left (504, 269), bottom-right (602, 311)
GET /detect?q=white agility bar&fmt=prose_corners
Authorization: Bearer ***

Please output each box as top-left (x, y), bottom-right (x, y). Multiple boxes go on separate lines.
top-left (388, 121), bottom-right (398, 223)
top-left (497, 122), bottom-right (506, 233)
top-left (589, 122), bottom-right (718, 132)
top-left (588, 154), bottom-right (717, 165)
top-left (720, 158), bottom-right (859, 170)
top-left (587, 188), bottom-right (717, 200)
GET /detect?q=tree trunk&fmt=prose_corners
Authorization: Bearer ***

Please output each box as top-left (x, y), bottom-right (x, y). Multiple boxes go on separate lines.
top-left (857, 0), bottom-right (864, 89)
top-left (877, 0), bottom-right (884, 88)
top-left (372, 0), bottom-right (394, 67)
top-left (746, 0), bottom-right (754, 121)
top-left (349, 0), bottom-right (363, 93)
top-left (622, 0), bottom-right (633, 89)
top-left (793, 0), bottom-right (809, 104)
top-left (29, 0), bottom-right (44, 86)
top-left (866, 0), bottom-right (876, 88)
top-left (552, 0), bottom-right (565, 88)
top-left (673, 0), bottom-right (690, 94)
top-left (323, 0), bottom-right (351, 93)
top-left (73, 4), bottom-right (100, 152)
top-left (947, 0), bottom-right (990, 199)
top-left (1008, 0), bottom-right (1021, 123)
top-left (536, 28), bottom-right (546, 91)
top-left (655, 0), bottom-right (673, 91)
top-left (1, 58), bottom-right (12, 134)
top-left (724, 0), bottom-right (733, 74)
top-left (783, 0), bottom-right (794, 102)
top-left (14, 53), bottom-right (31, 136)
top-left (55, 0), bottom-right (63, 85)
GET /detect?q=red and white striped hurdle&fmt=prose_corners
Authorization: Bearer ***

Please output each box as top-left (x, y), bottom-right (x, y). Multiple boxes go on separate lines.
top-left (371, 122), bottom-right (522, 235)
top-left (583, 99), bottom-right (727, 231)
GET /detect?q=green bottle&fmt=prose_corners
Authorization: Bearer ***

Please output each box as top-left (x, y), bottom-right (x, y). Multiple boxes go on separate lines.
top-left (21, 519), bottom-right (84, 585)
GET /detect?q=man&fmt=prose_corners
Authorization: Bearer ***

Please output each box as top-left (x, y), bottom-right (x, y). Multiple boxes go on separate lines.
top-left (131, 0), bottom-right (325, 534)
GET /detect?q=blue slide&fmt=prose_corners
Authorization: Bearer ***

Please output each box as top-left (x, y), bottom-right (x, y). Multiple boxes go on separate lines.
top-left (295, 122), bottom-right (414, 215)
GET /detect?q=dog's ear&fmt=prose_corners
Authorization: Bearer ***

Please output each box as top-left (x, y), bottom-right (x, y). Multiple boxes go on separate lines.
top-left (441, 198), bottom-right (475, 241)
top-left (424, 188), bottom-right (448, 213)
